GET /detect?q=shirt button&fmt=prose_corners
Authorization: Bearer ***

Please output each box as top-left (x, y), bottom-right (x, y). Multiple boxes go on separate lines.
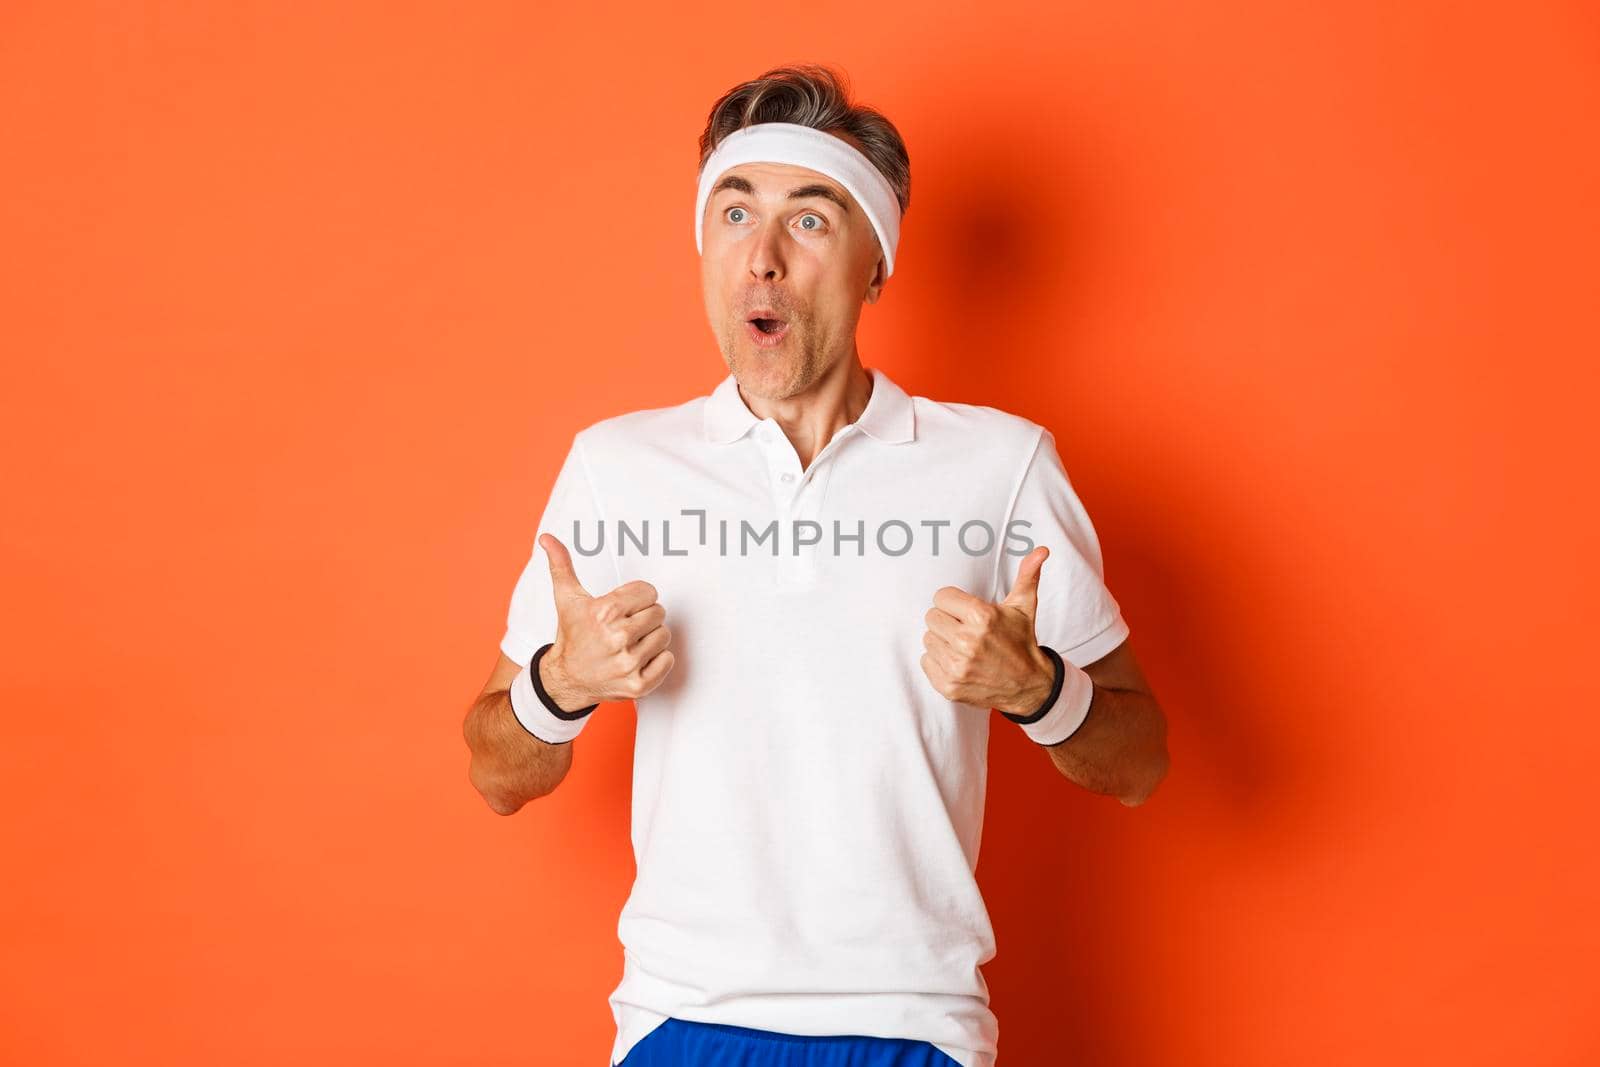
top-left (780, 472), bottom-right (795, 483)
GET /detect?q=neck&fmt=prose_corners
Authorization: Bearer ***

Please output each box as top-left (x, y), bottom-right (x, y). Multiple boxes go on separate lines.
top-left (738, 355), bottom-right (873, 472)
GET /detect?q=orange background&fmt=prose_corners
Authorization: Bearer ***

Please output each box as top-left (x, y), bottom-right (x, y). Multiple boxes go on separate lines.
top-left (3, 3), bottom-right (1597, 1065)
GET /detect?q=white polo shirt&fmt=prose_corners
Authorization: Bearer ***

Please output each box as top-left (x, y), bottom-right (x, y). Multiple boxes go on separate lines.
top-left (500, 366), bottom-right (1130, 1067)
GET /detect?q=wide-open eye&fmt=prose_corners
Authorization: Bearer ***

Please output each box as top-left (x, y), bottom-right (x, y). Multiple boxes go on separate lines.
top-left (725, 206), bottom-right (748, 223)
top-left (797, 213), bottom-right (824, 231)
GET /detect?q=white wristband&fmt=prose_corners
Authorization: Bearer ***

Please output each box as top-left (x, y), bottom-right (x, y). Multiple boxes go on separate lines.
top-left (508, 661), bottom-right (594, 745)
top-left (1015, 657), bottom-right (1096, 746)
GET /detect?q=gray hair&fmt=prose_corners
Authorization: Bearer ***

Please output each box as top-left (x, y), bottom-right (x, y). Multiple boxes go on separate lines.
top-left (697, 64), bottom-right (911, 216)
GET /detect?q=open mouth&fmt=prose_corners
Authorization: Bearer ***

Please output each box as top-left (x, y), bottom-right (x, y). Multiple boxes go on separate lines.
top-left (745, 311), bottom-right (791, 347)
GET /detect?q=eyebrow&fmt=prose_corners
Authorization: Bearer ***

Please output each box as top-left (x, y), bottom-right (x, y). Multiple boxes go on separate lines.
top-left (711, 174), bottom-right (851, 215)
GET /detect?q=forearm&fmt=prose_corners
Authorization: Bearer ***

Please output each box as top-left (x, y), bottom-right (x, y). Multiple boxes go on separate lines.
top-left (1043, 685), bottom-right (1169, 806)
top-left (463, 687), bottom-right (575, 815)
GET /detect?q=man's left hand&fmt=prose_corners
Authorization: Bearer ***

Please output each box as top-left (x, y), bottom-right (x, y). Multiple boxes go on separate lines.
top-left (920, 545), bottom-right (1057, 715)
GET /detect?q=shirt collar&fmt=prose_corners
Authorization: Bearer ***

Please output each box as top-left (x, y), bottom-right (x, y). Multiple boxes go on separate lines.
top-left (702, 366), bottom-right (915, 445)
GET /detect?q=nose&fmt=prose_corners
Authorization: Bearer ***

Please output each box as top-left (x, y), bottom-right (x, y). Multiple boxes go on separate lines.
top-left (746, 216), bottom-right (786, 282)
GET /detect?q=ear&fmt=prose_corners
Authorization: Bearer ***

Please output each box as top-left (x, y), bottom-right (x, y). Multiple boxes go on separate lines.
top-left (863, 256), bottom-right (888, 304)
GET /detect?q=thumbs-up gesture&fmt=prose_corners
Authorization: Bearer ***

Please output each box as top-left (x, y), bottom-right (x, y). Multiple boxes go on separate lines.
top-left (538, 532), bottom-right (676, 711)
top-left (920, 545), bottom-right (1057, 715)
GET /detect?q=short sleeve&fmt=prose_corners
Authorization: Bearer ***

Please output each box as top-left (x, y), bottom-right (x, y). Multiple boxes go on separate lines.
top-left (996, 427), bottom-right (1130, 669)
top-left (499, 432), bottom-right (618, 666)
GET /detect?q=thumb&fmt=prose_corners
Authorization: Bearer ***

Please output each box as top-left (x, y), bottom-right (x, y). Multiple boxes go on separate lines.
top-left (1001, 545), bottom-right (1048, 618)
top-left (540, 533), bottom-right (590, 599)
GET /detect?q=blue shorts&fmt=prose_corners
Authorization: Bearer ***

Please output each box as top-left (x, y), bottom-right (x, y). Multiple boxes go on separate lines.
top-left (614, 1018), bottom-right (963, 1066)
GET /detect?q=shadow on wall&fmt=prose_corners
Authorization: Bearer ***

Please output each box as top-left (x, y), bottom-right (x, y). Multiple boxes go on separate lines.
top-left (900, 113), bottom-right (1103, 404)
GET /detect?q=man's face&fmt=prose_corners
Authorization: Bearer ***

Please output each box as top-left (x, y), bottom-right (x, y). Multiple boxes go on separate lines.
top-left (700, 151), bottom-right (888, 400)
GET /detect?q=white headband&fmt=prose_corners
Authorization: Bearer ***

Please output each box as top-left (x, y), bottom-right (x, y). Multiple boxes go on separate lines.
top-left (694, 121), bottom-right (901, 277)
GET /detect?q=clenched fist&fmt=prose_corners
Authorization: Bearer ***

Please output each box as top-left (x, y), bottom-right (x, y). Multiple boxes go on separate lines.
top-left (920, 545), bottom-right (1056, 715)
top-left (538, 532), bottom-right (675, 711)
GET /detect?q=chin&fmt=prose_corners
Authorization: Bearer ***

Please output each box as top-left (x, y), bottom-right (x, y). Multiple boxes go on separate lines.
top-left (728, 351), bottom-right (793, 393)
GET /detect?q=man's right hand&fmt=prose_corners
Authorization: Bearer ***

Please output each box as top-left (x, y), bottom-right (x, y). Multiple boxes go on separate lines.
top-left (537, 532), bottom-right (675, 711)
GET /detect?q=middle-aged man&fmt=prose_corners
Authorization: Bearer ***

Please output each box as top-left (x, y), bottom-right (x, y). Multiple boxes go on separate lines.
top-left (462, 64), bottom-right (1170, 1067)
